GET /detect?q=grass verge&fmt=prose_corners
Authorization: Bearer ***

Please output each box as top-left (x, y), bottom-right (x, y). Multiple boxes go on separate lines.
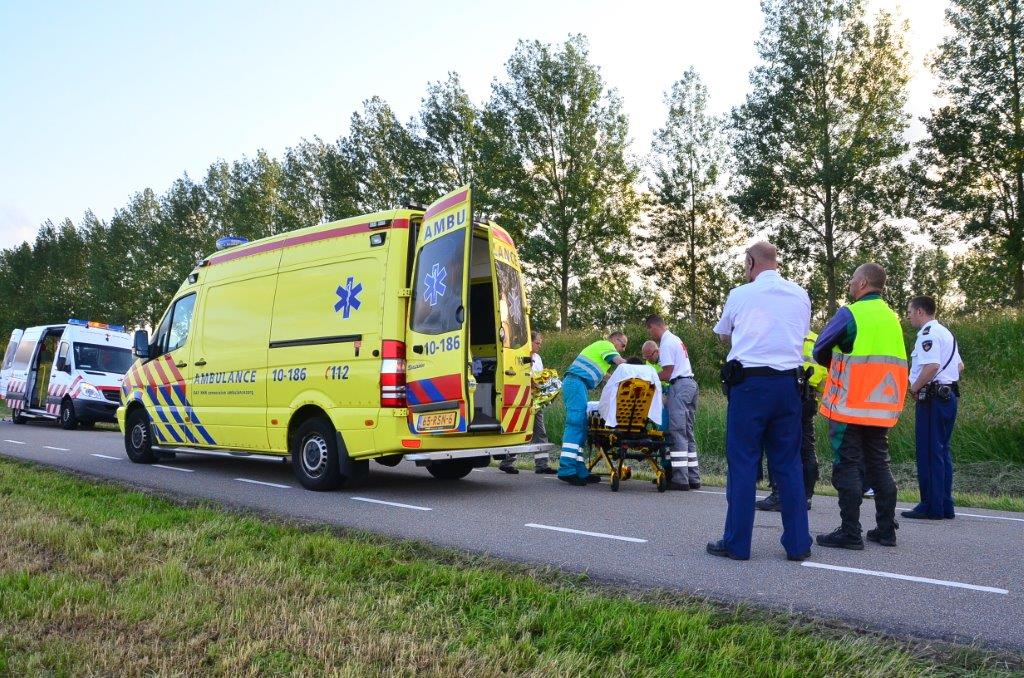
top-left (1, 458), bottom-right (1020, 676)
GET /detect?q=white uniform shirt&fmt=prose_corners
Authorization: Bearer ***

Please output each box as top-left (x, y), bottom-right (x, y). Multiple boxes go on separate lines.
top-left (531, 352), bottom-right (543, 375)
top-left (658, 329), bottom-right (693, 380)
top-left (713, 269), bottom-right (810, 370)
top-left (596, 363), bottom-right (663, 427)
top-left (909, 319), bottom-right (962, 384)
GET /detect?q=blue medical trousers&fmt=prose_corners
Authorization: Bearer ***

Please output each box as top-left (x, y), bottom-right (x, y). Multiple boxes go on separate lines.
top-left (558, 374), bottom-right (590, 480)
top-left (914, 394), bottom-right (958, 518)
top-left (722, 375), bottom-right (811, 559)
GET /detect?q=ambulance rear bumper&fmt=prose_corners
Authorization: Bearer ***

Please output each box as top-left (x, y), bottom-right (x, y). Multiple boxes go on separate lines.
top-left (404, 443), bottom-right (557, 466)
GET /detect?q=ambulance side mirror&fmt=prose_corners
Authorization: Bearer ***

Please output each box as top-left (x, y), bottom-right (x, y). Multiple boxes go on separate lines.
top-left (56, 357), bottom-right (70, 373)
top-left (133, 330), bottom-right (151, 360)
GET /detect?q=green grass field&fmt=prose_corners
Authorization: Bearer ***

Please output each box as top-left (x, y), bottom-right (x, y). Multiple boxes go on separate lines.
top-left (1, 458), bottom-right (1020, 676)
top-left (534, 313), bottom-right (1024, 504)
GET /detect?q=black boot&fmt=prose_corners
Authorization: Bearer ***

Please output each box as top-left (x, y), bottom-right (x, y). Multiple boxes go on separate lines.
top-left (816, 527), bottom-right (865, 550)
top-left (755, 491), bottom-right (781, 512)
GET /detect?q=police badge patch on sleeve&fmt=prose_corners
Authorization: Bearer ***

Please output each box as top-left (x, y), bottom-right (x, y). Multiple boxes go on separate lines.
top-left (922, 340), bottom-right (933, 351)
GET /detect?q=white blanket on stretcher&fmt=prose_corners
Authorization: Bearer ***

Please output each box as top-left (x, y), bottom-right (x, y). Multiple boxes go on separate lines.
top-left (592, 363), bottom-right (663, 428)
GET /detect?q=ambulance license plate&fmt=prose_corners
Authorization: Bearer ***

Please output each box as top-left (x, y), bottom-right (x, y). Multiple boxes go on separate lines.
top-left (417, 411), bottom-right (457, 432)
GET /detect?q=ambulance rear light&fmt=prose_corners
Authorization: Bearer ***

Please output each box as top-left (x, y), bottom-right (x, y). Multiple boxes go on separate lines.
top-left (380, 340), bottom-right (407, 408)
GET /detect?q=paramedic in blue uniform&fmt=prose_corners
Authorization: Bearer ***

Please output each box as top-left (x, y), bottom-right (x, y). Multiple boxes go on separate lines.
top-left (903, 295), bottom-right (964, 520)
top-left (707, 242), bottom-right (813, 561)
top-left (557, 332), bottom-right (627, 486)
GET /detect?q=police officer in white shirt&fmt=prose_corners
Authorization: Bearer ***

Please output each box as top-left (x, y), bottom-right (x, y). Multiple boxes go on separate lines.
top-left (903, 296), bottom-right (964, 520)
top-left (707, 242), bottom-right (813, 561)
top-left (645, 315), bottom-right (699, 490)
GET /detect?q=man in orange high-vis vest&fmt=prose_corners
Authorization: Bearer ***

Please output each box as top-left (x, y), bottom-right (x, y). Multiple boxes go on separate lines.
top-left (813, 263), bottom-right (908, 550)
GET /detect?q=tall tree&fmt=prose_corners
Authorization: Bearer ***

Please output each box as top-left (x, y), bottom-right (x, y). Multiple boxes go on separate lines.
top-left (415, 73), bottom-right (483, 197)
top-left (342, 97), bottom-right (431, 210)
top-left (482, 35), bottom-right (641, 329)
top-left (918, 0), bottom-right (1024, 307)
top-left (649, 67), bottom-right (739, 324)
top-left (732, 0), bottom-right (912, 315)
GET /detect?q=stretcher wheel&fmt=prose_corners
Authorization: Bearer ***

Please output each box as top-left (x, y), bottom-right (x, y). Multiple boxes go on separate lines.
top-left (656, 473), bottom-right (667, 493)
top-left (610, 473), bottom-right (620, 492)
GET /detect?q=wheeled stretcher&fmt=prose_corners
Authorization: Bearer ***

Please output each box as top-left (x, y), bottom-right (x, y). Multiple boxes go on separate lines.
top-left (585, 377), bottom-right (669, 492)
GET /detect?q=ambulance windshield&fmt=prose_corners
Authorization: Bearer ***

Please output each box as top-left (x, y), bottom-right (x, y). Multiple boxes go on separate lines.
top-left (73, 342), bottom-right (133, 374)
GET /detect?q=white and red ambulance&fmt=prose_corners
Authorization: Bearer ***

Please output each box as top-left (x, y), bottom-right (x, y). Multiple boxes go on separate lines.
top-left (3, 319), bottom-right (133, 429)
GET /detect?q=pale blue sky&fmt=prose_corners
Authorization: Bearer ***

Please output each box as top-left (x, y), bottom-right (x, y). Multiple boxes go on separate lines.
top-left (0, 0), bottom-right (946, 249)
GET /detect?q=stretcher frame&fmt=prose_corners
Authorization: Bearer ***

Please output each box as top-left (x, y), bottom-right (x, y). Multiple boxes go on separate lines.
top-left (586, 377), bottom-right (669, 492)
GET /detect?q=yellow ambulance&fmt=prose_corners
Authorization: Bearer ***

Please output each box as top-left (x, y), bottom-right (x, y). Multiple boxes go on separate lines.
top-left (118, 186), bottom-right (550, 489)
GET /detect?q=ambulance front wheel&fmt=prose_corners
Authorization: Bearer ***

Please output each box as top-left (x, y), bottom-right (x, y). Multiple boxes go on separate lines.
top-left (292, 417), bottom-right (343, 491)
top-left (60, 399), bottom-right (78, 430)
top-left (124, 408), bottom-right (157, 464)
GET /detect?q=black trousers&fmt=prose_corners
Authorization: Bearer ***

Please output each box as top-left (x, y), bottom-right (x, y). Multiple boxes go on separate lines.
top-left (764, 397), bottom-right (820, 497)
top-left (829, 421), bottom-right (898, 535)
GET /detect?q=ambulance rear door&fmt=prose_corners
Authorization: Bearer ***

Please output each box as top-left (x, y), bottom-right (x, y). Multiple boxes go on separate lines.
top-left (406, 186), bottom-right (473, 434)
top-left (487, 224), bottom-right (533, 434)
top-left (0, 329), bottom-right (23, 397)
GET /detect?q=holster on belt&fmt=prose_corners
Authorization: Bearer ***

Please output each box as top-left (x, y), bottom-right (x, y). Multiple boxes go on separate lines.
top-left (719, 359), bottom-right (744, 397)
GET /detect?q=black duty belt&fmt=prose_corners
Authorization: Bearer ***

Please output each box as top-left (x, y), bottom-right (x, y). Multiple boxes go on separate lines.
top-left (743, 366), bottom-right (800, 377)
top-left (669, 375), bottom-right (694, 385)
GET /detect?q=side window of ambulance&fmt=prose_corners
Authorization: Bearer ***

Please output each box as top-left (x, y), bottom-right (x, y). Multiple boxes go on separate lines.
top-left (166, 293), bottom-right (197, 354)
top-left (411, 232), bottom-right (465, 335)
top-left (2, 340), bottom-right (19, 369)
top-left (11, 339), bottom-right (37, 370)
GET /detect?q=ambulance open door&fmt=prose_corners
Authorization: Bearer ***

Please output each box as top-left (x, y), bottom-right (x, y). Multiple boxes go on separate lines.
top-left (406, 186), bottom-right (474, 435)
top-left (486, 224), bottom-right (533, 434)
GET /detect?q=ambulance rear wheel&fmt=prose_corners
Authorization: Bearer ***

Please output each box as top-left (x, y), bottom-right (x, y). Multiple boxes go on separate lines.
top-left (124, 408), bottom-right (157, 463)
top-left (12, 410), bottom-right (26, 425)
top-left (426, 460), bottom-right (474, 480)
top-left (60, 399), bottom-right (78, 430)
top-left (292, 417), bottom-right (342, 491)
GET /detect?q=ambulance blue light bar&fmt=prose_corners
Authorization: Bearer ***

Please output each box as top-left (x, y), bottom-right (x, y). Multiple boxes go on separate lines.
top-left (67, 318), bottom-right (125, 332)
top-left (216, 235), bottom-right (249, 250)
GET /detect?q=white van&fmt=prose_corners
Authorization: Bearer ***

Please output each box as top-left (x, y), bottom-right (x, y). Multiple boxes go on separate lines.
top-left (4, 320), bottom-right (133, 429)
top-left (0, 329), bottom-right (24, 399)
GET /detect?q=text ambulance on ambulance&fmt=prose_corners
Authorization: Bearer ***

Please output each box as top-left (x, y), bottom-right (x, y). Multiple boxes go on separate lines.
top-left (4, 320), bottom-right (133, 429)
top-left (118, 186), bottom-right (553, 490)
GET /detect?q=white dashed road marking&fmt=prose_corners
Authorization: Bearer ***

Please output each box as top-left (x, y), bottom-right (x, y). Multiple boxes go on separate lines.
top-left (351, 497), bottom-right (432, 511)
top-left (91, 454), bottom-right (120, 460)
top-left (956, 512), bottom-right (1024, 524)
top-left (3, 439), bottom-right (25, 445)
top-left (802, 562), bottom-right (1009, 594)
top-left (44, 446), bottom-right (69, 451)
top-left (525, 523), bottom-right (647, 543)
top-left (235, 478), bottom-right (291, 489)
top-left (153, 464), bottom-right (194, 473)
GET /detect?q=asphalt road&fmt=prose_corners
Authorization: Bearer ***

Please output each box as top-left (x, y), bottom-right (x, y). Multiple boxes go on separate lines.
top-left (1, 420), bottom-right (1022, 653)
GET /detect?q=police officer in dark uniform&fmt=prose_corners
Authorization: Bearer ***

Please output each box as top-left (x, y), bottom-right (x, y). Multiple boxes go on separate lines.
top-left (903, 296), bottom-right (964, 520)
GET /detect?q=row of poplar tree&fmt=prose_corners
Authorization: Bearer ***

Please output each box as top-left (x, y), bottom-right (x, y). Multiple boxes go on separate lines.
top-left (1, 0), bottom-right (1022, 335)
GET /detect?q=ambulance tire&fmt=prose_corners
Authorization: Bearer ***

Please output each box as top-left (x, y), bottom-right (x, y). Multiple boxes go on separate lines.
top-left (426, 460), bottom-right (474, 480)
top-left (60, 399), bottom-right (78, 430)
top-left (292, 417), bottom-right (342, 491)
top-left (12, 410), bottom-right (26, 425)
top-left (124, 408), bottom-right (158, 464)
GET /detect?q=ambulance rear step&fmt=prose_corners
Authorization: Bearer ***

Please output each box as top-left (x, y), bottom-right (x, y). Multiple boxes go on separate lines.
top-left (404, 443), bottom-right (557, 466)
